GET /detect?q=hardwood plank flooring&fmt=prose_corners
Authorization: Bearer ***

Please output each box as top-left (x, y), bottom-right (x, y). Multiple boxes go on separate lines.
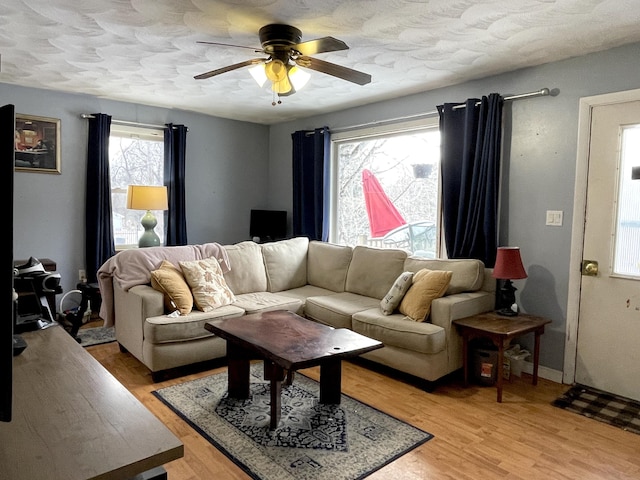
top-left (87, 340), bottom-right (640, 480)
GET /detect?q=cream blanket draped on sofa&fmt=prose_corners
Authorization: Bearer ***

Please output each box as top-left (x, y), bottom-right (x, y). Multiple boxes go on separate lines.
top-left (97, 243), bottom-right (230, 327)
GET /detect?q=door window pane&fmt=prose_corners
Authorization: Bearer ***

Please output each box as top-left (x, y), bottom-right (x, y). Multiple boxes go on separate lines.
top-left (613, 124), bottom-right (640, 277)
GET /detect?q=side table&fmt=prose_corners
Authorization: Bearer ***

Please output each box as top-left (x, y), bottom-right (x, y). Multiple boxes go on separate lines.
top-left (453, 312), bottom-right (552, 402)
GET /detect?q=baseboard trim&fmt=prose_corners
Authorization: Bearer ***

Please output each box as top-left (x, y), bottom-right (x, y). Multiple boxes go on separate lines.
top-left (521, 361), bottom-right (564, 384)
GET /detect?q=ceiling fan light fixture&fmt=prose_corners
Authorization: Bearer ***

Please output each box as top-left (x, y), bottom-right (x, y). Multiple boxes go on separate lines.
top-left (264, 59), bottom-right (287, 82)
top-left (248, 63), bottom-right (267, 87)
top-left (271, 75), bottom-right (292, 94)
top-left (288, 65), bottom-right (310, 91)
top-left (252, 60), bottom-right (308, 96)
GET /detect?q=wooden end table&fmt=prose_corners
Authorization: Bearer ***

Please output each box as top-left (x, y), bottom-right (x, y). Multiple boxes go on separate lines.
top-left (453, 311), bottom-right (551, 402)
top-left (205, 310), bottom-right (383, 429)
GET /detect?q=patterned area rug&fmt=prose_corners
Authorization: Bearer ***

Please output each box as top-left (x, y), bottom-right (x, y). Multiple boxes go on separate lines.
top-left (153, 363), bottom-right (433, 480)
top-left (552, 384), bottom-right (640, 435)
top-left (75, 326), bottom-right (116, 347)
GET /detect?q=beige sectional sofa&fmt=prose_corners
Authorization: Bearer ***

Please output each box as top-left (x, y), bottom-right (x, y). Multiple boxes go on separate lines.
top-left (98, 237), bottom-right (495, 382)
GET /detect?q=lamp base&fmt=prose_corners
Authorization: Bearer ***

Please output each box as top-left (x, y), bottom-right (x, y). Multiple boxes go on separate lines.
top-left (496, 279), bottom-right (519, 314)
top-left (138, 210), bottom-right (161, 248)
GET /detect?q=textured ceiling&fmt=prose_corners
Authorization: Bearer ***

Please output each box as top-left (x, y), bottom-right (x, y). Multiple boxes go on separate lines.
top-left (1, 0), bottom-right (639, 125)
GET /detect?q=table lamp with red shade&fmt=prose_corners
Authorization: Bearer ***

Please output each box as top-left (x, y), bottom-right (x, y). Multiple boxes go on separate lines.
top-left (492, 247), bottom-right (528, 316)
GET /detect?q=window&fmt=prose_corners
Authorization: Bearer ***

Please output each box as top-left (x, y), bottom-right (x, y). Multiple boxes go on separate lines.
top-left (613, 124), bottom-right (640, 278)
top-left (330, 118), bottom-right (441, 257)
top-left (109, 124), bottom-right (164, 249)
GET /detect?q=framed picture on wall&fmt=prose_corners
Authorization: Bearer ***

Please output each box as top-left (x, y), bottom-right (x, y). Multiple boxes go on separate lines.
top-left (14, 113), bottom-right (61, 174)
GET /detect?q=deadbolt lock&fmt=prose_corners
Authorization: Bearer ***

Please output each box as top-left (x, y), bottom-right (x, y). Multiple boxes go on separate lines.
top-left (581, 260), bottom-right (599, 276)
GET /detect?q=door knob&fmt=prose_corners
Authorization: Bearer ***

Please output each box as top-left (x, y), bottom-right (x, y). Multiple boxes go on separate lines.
top-left (581, 260), bottom-right (599, 276)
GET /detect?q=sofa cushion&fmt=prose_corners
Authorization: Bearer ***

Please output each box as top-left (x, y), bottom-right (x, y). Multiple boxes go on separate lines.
top-left (278, 284), bottom-right (339, 301)
top-left (345, 246), bottom-right (407, 299)
top-left (380, 271), bottom-right (414, 315)
top-left (223, 241), bottom-right (268, 294)
top-left (144, 305), bottom-right (245, 344)
top-left (352, 308), bottom-right (446, 355)
top-left (399, 269), bottom-right (452, 321)
top-left (403, 257), bottom-right (484, 294)
top-left (261, 237), bottom-right (309, 292)
top-left (307, 241), bottom-right (353, 292)
top-left (150, 260), bottom-right (194, 315)
top-left (180, 257), bottom-right (236, 312)
top-left (304, 292), bottom-right (381, 329)
top-left (232, 292), bottom-right (302, 314)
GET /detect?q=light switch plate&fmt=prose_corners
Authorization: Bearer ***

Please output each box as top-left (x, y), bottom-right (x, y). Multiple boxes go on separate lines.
top-left (546, 210), bottom-right (563, 226)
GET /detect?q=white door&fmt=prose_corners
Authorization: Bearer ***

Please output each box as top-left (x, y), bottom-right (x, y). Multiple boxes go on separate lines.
top-left (574, 99), bottom-right (640, 402)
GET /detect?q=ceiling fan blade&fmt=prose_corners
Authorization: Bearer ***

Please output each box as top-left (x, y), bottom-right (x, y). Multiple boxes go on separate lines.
top-left (194, 58), bottom-right (265, 80)
top-left (197, 40), bottom-right (262, 52)
top-left (293, 37), bottom-right (348, 56)
top-left (297, 56), bottom-right (371, 85)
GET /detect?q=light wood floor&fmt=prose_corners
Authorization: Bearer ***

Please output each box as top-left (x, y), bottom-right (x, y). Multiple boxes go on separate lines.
top-left (87, 339), bottom-right (640, 480)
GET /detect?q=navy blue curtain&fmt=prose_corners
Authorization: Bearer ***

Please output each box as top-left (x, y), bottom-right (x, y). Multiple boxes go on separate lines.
top-left (291, 127), bottom-right (330, 241)
top-left (164, 124), bottom-right (188, 246)
top-left (437, 94), bottom-right (503, 267)
top-left (85, 113), bottom-right (116, 283)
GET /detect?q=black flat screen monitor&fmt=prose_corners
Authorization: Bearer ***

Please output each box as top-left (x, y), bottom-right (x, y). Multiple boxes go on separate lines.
top-left (249, 209), bottom-right (287, 242)
top-left (1, 103), bottom-right (15, 422)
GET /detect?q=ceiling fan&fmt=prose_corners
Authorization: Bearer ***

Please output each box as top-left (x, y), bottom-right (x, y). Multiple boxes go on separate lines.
top-left (194, 24), bottom-right (371, 100)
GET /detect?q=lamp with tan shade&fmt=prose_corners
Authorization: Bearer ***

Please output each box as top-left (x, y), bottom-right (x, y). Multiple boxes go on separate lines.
top-left (126, 185), bottom-right (168, 248)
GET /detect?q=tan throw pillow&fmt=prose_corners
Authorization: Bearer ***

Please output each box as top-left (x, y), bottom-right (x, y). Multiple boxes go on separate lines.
top-left (380, 271), bottom-right (414, 315)
top-left (399, 269), bottom-right (452, 322)
top-left (150, 260), bottom-right (193, 315)
top-left (180, 257), bottom-right (236, 312)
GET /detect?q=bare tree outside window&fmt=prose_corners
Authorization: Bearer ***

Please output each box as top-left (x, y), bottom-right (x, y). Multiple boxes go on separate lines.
top-left (109, 126), bottom-right (164, 248)
top-left (333, 126), bottom-right (440, 257)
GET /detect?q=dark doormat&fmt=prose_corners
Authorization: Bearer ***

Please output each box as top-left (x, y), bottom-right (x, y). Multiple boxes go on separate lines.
top-left (552, 383), bottom-right (640, 435)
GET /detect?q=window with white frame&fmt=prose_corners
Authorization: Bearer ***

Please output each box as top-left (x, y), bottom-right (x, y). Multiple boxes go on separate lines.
top-left (329, 118), bottom-right (441, 257)
top-left (109, 124), bottom-right (165, 249)
top-left (613, 124), bottom-right (640, 278)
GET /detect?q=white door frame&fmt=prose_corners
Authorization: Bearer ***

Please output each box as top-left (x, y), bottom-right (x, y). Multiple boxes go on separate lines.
top-left (563, 87), bottom-right (640, 385)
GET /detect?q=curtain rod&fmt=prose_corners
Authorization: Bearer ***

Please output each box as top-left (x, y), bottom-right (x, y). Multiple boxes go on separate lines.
top-left (328, 87), bottom-right (552, 134)
top-left (80, 114), bottom-right (186, 130)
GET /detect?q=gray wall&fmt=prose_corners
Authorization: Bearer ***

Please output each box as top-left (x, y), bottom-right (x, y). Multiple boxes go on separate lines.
top-left (5, 41), bottom-right (640, 374)
top-left (268, 41), bottom-right (640, 372)
top-left (3, 84), bottom-right (269, 302)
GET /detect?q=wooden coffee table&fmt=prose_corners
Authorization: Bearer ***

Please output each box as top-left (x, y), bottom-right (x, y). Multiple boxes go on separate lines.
top-left (205, 310), bottom-right (383, 429)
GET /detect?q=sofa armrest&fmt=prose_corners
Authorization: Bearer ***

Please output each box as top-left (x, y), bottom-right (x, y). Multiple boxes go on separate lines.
top-left (114, 283), bottom-right (165, 360)
top-left (430, 291), bottom-right (495, 372)
top-left (430, 291), bottom-right (495, 330)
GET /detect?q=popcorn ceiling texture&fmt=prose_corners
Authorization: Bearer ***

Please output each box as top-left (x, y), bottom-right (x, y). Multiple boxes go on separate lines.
top-left (0, 0), bottom-right (638, 124)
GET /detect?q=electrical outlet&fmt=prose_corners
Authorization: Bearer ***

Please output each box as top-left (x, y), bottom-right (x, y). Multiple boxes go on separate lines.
top-left (78, 269), bottom-right (86, 282)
